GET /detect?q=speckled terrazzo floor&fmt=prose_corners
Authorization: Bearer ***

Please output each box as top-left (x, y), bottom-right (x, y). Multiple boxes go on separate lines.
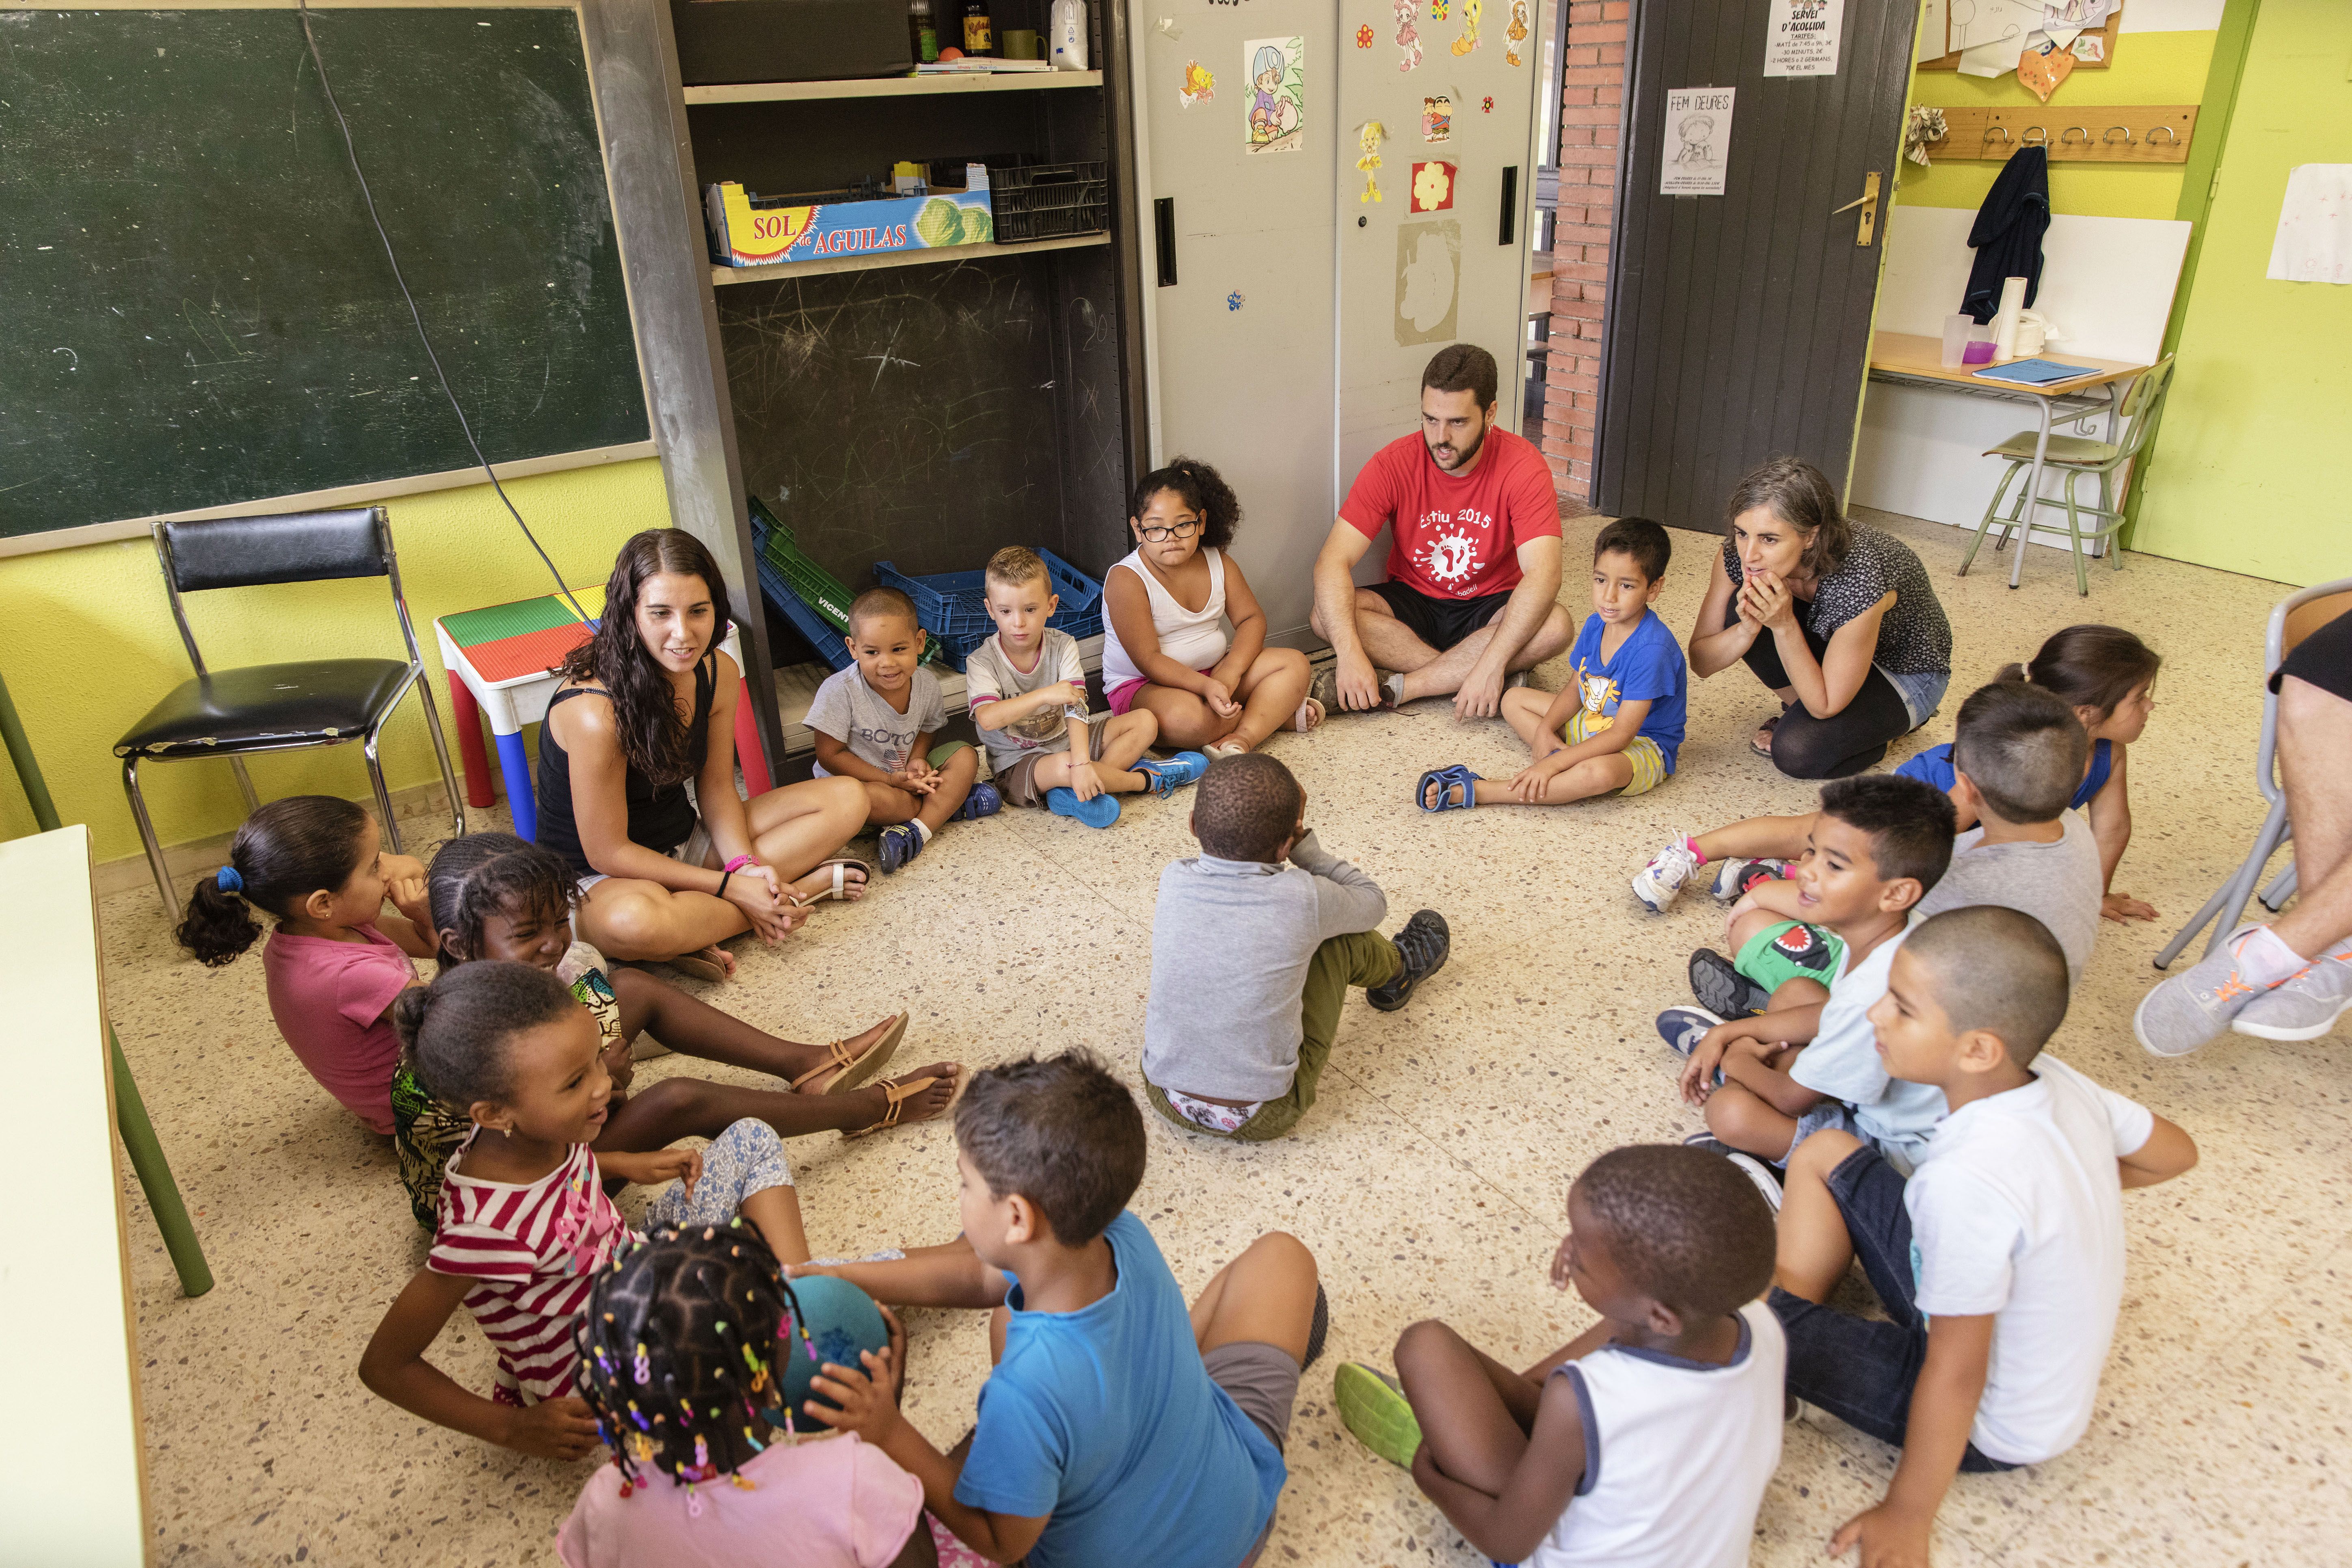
top-left (104, 512), bottom-right (2348, 1567)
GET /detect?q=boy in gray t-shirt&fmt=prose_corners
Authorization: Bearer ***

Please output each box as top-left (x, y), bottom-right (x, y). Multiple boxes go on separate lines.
top-left (807, 588), bottom-right (996, 874)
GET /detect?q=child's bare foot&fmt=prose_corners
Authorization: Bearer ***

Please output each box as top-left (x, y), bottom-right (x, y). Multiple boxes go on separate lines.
top-left (790, 859), bottom-right (870, 908)
top-left (844, 1063), bottom-right (962, 1138)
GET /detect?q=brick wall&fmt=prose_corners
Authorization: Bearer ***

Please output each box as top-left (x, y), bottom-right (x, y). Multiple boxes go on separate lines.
top-left (1539, 0), bottom-right (1632, 508)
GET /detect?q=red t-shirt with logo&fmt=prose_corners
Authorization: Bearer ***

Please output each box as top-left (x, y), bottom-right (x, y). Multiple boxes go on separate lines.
top-left (1339, 427), bottom-right (1562, 601)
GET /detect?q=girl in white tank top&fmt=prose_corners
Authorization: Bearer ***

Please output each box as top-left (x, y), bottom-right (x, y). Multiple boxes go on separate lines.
top-left (1100, 457), bottom-right (1321, 755)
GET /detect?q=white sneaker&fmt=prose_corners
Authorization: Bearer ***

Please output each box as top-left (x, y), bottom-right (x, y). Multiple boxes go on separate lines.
top-left (1632, 837), bottom-right (1701, 914)
top-left (1709, 856), bottom-right (1788, 902)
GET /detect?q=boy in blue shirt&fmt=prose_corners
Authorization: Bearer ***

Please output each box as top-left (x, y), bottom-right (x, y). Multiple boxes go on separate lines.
top-left (799, 1051), bottom-right (1326, 1568)
top-left (1417, 517), bottom-right (1687, 810)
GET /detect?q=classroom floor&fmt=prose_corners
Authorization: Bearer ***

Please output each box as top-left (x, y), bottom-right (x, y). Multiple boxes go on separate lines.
top-left (105, 511), bottom-right (2346, 1567)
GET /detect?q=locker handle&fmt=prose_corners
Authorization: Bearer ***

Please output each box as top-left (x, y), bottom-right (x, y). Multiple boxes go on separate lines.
top-left (1154, 198), bottom-right (1177, 287)
top-left (1498, 166), bottom-right (1518, 247)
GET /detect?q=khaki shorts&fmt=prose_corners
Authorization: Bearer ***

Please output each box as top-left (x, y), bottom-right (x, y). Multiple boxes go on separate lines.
top-left (1566, 707), bottom-right (1668, 796)
top-left (996, 723), bottom-right (1109, 809)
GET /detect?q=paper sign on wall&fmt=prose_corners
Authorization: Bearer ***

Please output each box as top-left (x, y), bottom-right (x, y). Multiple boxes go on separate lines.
top-left (1660, 88), bottom-right (1734, 196)
top-left (1763, 0), bottom-right (1842, 78)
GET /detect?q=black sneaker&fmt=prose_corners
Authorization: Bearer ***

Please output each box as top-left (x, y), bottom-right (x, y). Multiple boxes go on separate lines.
top-left (1303, 1281), bottom-right (1329, 1370)
top-left (1690, 948), bottom-right (1772, 1020)
top-left (1367, 910), bottom-right (1450, 1011)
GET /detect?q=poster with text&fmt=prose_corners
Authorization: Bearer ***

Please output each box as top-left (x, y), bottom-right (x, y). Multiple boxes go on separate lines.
top-left (1660, 88), bottom-right (1734, 196)
top-left (1764, 0), bottom-right (1843, 77)
top-left (1243, 37), bottom-right (1306, 154)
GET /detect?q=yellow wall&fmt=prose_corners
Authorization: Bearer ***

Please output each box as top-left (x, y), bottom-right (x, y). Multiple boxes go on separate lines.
top-left (1899, 30), bottom-right (2219, 220)
top-left (2132, 0), bottom-right (2352, 584)
top-left (0, 460), bottom-right (671, 861)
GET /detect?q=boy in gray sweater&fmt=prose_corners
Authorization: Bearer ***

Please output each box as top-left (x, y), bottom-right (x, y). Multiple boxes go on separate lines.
top-left (1140, 753), bottom-right (1450, 1140)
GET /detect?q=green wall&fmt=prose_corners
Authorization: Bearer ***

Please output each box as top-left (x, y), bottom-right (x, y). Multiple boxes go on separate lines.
top-left (0, 461), bottom-right (671, 862)
top-left (2133, 0), bottom-right (2352, 584)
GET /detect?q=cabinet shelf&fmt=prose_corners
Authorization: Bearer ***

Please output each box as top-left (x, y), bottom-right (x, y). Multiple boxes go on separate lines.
top-left (684, 71), bottom-right (1101, 106)
top-left (709, 231), bottom-right (1109, 286)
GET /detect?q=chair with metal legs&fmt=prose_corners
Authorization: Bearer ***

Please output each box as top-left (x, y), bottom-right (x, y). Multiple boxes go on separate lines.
top-left (114, 507), bottom-right (466, 916)
top-left (1959, 355), bottom-right (2176, 597)
top-left (2155, 575), bottom-right (2352, 968)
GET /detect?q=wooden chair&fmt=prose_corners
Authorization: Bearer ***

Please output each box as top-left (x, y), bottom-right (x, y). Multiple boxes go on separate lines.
top-left (1959, 354), bottom-right (2176, 597)
top-left (2156, 577), bottom-right (2352, 969)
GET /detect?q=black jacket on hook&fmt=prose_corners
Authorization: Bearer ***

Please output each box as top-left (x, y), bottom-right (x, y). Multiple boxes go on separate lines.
top-left (1962, 146), bottom-right (2051, 323)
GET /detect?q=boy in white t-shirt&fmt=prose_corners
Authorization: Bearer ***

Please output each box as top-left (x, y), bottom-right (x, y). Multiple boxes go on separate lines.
top-left (1768, 906), bottom-right (2197, 1566)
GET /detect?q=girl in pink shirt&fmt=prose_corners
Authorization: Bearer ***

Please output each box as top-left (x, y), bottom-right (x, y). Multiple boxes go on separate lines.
top-left (177, 796), bottom-right (437, 1133)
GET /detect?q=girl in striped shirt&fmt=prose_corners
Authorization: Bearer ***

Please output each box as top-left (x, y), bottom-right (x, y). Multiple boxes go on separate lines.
top-left (359, 962), bottom-right (805, 1459)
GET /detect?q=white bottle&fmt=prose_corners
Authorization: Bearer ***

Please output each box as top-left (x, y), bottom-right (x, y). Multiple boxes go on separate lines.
top-left (1049, 0), bottom-right (1087, 71)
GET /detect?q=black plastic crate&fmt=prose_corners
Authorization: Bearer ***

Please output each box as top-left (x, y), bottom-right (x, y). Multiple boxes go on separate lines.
top-left (988, 160), bottom-right (1109, 243)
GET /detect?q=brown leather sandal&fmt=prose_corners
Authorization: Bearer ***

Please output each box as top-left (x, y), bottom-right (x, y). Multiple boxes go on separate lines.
top-left (789, 1012), bottom-right (909, 1095)
top-left (843, 1066), bottom-right (961, 1139)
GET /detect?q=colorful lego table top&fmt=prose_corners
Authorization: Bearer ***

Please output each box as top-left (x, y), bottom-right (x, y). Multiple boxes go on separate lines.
top-left (436, 586), bottom-right (607, 686)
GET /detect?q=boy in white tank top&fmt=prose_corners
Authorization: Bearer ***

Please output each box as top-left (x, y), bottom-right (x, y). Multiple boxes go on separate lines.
top-left (1334, 1144), bottom-right (1786, 1568)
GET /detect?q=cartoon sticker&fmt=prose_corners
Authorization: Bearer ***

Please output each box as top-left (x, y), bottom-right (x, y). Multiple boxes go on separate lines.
top-left (1180, 60), bottom-right (1215, 106)
top-left (1410, 160), bottom-right (1455, 212)
top-left (1393, 0), bottom-right (1423, 72)
top-left (1227, 291), bottom-right (1245, 311)
top-left (1356, 23), bottom-right (1375, 48)
top-left (1506, 0), bottom-right (1528, 65)
top-left (1431, 0), bottom-right (1447, 19)
top-left (1243, 36), bottom-right (1305, 154)
top-left (1421, 93), bottom-right (1453, 143)
top-left (1395, 218), bottom-right (1461, 346)
top-left (1481, 95), bottom-right (1494, 113)
top-left (1451, 0), bottom-right (1481, 56)
top-left (1357, 120), bottom-right (1388, 203)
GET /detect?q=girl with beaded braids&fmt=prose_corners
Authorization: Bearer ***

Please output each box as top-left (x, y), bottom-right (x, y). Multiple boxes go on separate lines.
top-left (175, 794), bottom-right (436, 1139)
top-left (1100, 456), bottom-right (1322, 758)
top-left (359, 962), bottom-right (815, 1461)
top-left (384, 833), bottom-right (960, 1229)
top-left (559, 1222), bottom-right (935, 1566)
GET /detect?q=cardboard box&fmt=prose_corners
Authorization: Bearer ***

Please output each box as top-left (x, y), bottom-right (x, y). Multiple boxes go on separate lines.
top-left (705, 180), bottom-right (995, 268)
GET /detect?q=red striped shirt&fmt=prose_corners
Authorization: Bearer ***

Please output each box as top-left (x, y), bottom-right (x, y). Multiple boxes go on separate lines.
top-left (428, 1139), bottom-right (629, 1403)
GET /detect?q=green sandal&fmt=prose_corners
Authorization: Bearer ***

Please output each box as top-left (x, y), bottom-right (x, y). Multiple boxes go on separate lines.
top-left (1334, 1362), bottom-right (1424, 1469)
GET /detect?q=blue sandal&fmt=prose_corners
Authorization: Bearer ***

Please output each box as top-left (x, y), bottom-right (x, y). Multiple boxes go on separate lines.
top-left (1416, 765), bottom-right (1481, 812)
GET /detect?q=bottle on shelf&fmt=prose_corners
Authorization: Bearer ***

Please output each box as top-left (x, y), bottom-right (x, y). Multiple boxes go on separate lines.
top-left (1049, 0), bottom-right (1087, 71)
top-left (908, 0), bottom-right (938, 65)
top-left (962, 0), bottom-right (994, 57)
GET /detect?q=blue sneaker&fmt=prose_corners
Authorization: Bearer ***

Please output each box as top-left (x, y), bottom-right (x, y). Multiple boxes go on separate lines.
top-left (1133, 750), bottom-right (1209, 798)
top-left (878, 823), bottom-right (923, 874)
top-left (1045, 787), bottom-right (1121, 828)
top-left (954, 780), bottom-right (1003, 820)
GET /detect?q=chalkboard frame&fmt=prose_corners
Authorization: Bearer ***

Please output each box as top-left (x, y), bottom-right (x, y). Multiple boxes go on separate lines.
top-left (0, 0), bottom-right (656, 559)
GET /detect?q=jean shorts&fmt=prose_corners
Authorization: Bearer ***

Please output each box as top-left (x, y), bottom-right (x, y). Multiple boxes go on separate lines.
top-left (1881, 667), bottom-right (1950, 732)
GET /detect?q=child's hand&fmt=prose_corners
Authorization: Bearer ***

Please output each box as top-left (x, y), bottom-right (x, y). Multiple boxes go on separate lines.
top-left (1068, 759), bottom-right (1104, 802)
top-left (1679, 1027), bottom-right (1734, 1106)
top-left (608, 1146), bottom-right (703, 1193)
top-left (388, 873), bottom-right (433, 929)
top-left (1202, 678), bottom-right (1240, 719)
top-left (1507, 752), bottom-right (1568, 802)
top-left (2102, 891), bottom-right (2158, 923)
top-left (497, 1395), bottom-right (605, 1461)
top-left (805, 1317), bottom-right (908, 1446)
top-left (600, 1036), bottom-right (635, 1093)
top-left (1047, 680), bottom-right (1087, 711)
top-left (1829, 1499), bottom-right (1935, 1568)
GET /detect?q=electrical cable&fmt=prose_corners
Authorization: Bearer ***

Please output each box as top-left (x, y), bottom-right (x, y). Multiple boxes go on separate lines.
top-left (294, 0), bottom-right (592, 625)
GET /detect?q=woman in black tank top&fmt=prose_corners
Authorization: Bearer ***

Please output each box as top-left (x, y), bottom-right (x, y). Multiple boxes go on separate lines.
top-left (536, 530), bottom-right (872, 974)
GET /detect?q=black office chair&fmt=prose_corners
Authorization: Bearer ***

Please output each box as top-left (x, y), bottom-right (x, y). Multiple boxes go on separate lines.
top-left (115, 507), bottom-right (466, 916)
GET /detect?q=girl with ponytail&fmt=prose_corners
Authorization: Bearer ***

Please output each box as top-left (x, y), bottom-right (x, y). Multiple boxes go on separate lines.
top-left (176, 795), bottom-right (437, 1135)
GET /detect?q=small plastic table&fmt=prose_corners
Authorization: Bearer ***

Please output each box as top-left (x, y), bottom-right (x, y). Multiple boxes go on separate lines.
top-left (434, 586), bottom-right (772, 843)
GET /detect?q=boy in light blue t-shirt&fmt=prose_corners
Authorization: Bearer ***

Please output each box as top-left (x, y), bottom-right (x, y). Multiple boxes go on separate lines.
top-left (1418, 517), bottom-right (1687, 811)
top-left (796, 1051), bottom-right (1326, 1568)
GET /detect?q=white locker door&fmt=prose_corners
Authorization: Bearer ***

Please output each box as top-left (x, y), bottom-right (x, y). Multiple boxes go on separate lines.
top-left (1129, 2), bottom-right (1337, 642)
top-left (1335, 0), bottom-right (1548, 510)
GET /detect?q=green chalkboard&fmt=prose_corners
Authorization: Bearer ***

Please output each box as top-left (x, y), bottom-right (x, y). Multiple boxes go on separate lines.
top-left (0, 8), bottom-right (650, 540)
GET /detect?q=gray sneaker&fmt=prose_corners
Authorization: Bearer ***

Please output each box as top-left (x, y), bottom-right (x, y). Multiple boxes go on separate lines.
top-left (2134, 924), bottom-right (2275, 1058)
top-left (2233, 950), bottom-right (2352, 1041)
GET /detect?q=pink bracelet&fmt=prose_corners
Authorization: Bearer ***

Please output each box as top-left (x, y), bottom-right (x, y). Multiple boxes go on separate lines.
top-left (723, 854), bottom-right (759, 874)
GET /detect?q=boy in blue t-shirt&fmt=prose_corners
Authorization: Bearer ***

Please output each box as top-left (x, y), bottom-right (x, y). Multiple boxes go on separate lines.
top-left (798, 1051), bottom-right (1326, 1568)
top-left (1417, 516), bottom-right (1687, 811)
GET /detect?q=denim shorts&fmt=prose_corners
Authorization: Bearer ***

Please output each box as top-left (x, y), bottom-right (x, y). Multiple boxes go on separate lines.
top-left (1881, 667), bottom-right (1950, 733)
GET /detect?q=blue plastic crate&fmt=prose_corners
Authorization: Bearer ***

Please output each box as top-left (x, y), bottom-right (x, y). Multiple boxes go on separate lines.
top-left (873, 549), bottom-right (1104, 671)
top-left (753, 553), bottom-right (855, 673)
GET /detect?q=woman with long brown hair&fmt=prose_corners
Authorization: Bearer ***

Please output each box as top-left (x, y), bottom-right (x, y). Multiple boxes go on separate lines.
top-left (534, 530), bottom-right (869, 977)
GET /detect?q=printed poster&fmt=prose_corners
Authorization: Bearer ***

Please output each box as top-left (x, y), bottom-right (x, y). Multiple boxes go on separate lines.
top-left (1244, 37), bottom-right (1305, 154)
top-left (1764, 0), bottom-right (1844, 77)
top-left (1660, 88), bottom-right (1734, 196)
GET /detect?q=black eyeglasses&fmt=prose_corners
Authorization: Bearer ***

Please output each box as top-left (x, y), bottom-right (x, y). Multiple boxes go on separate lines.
top-left (1139, 519), bottom-right (1202, 542)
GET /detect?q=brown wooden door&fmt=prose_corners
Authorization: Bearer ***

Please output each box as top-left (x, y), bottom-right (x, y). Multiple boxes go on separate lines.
top-left (1595, 0), bottom-right (1917, 532)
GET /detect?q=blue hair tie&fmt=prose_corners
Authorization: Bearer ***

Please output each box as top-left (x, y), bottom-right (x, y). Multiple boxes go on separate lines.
top-left (216, 865), bottom-right (244, 894)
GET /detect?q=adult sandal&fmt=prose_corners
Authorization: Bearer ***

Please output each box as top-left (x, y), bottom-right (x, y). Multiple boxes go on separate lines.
top-left (1416, 764), bottom-right (1480, 811)
top-left (791, 856), bottom-right (872, 906)
top-left (1750, 703), bottom-right (1794, 760)
top-left (843, 1066), bottom-right (962, 1140)
top-left (789, 1011), bottom-right (909, 1096)
top-left (665, 946), bottom-right (733, 985)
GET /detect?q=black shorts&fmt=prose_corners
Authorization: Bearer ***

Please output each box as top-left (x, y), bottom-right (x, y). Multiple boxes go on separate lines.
top-left (1369, 580), bottom-right (1512, 653)
top-left (2272, 606), bottom-right (2352, 702)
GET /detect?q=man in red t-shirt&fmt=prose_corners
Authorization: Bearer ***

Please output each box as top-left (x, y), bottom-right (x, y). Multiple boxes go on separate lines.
top-left (1309, 344), bottom-right (1571, 721)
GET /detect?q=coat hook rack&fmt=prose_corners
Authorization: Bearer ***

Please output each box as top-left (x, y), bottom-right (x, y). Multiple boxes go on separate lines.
top-left (1924, 105), bottom-right (2197, 164)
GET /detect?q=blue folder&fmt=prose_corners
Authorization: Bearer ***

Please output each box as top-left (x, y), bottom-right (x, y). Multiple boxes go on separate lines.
top-left (1971, 357), bottom-right (2100, 385)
